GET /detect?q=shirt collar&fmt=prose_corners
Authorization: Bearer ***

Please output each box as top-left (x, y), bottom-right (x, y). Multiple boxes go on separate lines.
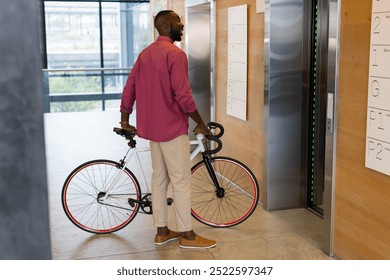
top-left (156, 36), bottom-right (174, 44)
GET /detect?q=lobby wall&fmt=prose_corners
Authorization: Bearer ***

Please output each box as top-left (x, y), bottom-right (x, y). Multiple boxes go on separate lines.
top-left (0, 0), bottom-right (51, 259)
top-left (333, 0), bottom-right (390, 259)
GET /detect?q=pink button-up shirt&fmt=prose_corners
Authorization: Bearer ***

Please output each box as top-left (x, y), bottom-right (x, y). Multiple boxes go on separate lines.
top-left (120, 36), bottom-right (197, 142)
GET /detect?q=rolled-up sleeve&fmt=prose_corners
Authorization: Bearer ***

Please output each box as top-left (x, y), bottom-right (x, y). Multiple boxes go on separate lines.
top-left (170, 52), bottom-right (197, 113)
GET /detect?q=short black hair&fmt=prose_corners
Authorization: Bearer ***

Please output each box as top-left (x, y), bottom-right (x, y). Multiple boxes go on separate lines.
top-left (154, 10), bottom-right (174, 27)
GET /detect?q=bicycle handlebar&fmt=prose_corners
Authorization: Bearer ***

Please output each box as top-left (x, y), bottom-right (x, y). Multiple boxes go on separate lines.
top-left (203, 134), bottom-right (222, 156)
top-left (113, 122), bottom-right (225, 153)
top-left (207, 122), bottom-right (224, 138)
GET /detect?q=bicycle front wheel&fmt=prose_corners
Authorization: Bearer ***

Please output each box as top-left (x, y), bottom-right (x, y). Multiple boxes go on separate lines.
top-left (191, 156), bottom-right (259, 227)
top-left (62, 159), bottom-right (141, 234)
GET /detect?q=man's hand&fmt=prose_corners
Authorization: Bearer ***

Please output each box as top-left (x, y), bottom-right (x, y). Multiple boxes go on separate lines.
top-left (120, 112), bottom-right (136, 133)
top-left (187, 110), bottom-right (211, 135)
top-left (193, 124), bottom-right (211, 135)
top-left (121, 123), bottom-right (137, 134)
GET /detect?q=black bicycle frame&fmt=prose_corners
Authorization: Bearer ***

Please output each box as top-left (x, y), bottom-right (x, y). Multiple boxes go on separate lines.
top-left (202, 154), bottom-right (225, 198)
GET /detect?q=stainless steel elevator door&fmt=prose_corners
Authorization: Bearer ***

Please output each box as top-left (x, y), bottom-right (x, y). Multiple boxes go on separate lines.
top-left (265, 0), bottom-right (307, 211)
top-left (187, 2), bottom-right (211, 136)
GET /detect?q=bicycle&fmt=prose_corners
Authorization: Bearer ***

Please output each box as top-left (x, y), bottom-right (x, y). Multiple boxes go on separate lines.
top-left (61, 122), bottom-right (259, 234)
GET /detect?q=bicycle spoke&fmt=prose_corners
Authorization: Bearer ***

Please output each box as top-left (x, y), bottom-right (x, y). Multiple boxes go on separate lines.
top-left (72, 172), bottom-right (100, 194)
top-left (62, 160), bottom-right (141, 233)
top-left (191, 157), bottom-right (259, 227)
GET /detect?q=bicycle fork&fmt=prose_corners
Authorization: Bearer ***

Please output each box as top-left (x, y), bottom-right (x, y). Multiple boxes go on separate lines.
top-left (203, 155), bottom-right (225, 198)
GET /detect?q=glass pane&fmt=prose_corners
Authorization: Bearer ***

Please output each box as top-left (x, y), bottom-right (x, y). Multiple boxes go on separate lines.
top-left (105, 99), bottom-right (121, 111)
top-left (50, 101), bottom-right (101, 113)
top-left (102, 3), bottom-right (151, 68)
top-left (43, 1), bottom-right (151, 113)
top-left (131, 4), bottom-right (152, 59)
top-left (45, 1), bottom-right (100, 69)
top-left (102, 2), bottom-right (120, 68)
top-left (49, 71), bottom-right (102, 95)
top-left (103, 69), bottom-right (129, 94)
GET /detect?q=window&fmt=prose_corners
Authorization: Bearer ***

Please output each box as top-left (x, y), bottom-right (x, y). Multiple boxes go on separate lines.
top-left (42, 0), bottom-right (151, 113)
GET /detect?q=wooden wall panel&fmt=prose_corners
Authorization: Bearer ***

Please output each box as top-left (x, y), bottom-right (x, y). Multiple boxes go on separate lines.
top-left (215, 0), bottom-right (264, 202)
top-left (166, 0), bottom-right (185, 18)
top-left (334, 0), bottom-right (390, 259)
top-left (149, 1), bottom-right (264, 201)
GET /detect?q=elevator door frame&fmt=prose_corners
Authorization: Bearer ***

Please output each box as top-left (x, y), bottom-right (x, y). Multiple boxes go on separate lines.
top-left (264, 0), bottom-right (339, 256)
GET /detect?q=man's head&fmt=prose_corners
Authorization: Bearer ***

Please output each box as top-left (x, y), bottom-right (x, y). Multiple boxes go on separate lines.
top-left (154, 10), bottom-right (184, 42)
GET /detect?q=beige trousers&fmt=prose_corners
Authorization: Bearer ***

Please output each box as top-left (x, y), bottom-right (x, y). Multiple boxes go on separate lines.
top-left (150, 134), bottom-right (192, 232)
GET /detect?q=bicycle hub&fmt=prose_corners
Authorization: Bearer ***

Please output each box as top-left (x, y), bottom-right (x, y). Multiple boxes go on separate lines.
top-left (216, 188), bottom-right (225, 198)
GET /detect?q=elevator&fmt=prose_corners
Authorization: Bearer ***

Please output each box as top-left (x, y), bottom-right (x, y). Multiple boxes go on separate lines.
top-left (185, 0), bottom-right (215, 135)
top-left (264, 0), bottom-right (339, 255)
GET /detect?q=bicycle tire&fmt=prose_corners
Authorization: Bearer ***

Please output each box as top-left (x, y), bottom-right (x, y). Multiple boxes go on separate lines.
top-left (191, 156), bottom-right (259, 227)
top-left (62, 159), bottom-right (141, 234)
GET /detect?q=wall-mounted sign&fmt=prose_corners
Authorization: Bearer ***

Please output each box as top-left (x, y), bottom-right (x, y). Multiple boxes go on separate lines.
top-left (256, 0), bottom-right (265, 13)
top-left (365, 0), bottom-right (390, 175)
top-left (227, 4), bottom-right (247, 121)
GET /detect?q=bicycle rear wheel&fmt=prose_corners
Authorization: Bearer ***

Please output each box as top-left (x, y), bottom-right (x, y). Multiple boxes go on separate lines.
top-left (191, 156), bottom-right (259, 227)
top-left (62, 159), bottom-right (141, 234)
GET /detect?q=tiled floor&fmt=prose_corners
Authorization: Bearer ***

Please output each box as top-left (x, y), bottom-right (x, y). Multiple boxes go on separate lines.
top-left (44, 111), bottom-right (333, 260)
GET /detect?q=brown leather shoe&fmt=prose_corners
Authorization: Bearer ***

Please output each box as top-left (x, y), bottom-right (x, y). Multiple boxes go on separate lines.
top-left (179, 234), bottom-right (217, 249)
top-left (154, 231), bottom-right (181, 245)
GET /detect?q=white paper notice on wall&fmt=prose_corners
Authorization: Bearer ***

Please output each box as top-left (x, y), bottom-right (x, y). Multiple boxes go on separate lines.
top-left (365, 0), bottom-right (390, 176)
top-left (227, 4), bottom-right (247, 121)
top-left (256, 0), bottom-right (265, 13)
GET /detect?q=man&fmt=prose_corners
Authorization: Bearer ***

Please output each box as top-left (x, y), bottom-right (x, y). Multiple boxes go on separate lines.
top-left (119, 10), bottom-right (216, 249)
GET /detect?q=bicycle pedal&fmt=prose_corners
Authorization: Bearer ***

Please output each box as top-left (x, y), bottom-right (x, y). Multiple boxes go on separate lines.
top-left (167, 198), bottom-right (173, 205)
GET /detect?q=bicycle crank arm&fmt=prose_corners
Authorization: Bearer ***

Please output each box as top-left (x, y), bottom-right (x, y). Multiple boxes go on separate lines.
top-left (128, 197), bottom-right (173, 206)
top-left (128, 198), bottom-right (151, 207)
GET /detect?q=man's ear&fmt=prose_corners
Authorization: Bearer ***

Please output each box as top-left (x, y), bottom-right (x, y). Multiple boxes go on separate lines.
top-left (163, 20), bottom-right (170, 29)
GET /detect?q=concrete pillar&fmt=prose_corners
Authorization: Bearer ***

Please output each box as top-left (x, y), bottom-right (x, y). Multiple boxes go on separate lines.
top-left (0, 0), bottom-right (51, 259)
